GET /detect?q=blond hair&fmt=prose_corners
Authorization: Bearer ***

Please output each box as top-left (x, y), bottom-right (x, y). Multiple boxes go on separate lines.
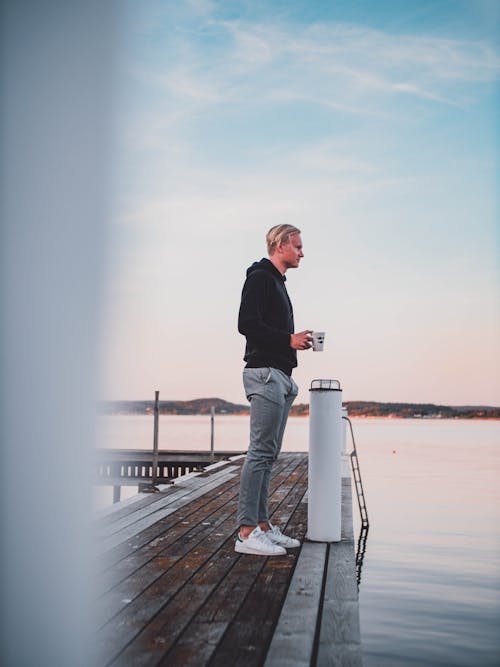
top-left (266, 224), bottom-right (301, 255)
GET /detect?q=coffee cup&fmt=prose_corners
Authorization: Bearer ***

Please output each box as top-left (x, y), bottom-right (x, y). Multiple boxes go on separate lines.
top-left (312, 331), bottom-right (325, 351)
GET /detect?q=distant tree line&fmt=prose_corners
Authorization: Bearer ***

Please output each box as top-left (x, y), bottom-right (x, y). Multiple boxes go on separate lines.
top-left (337, 401), bottom-right (500, 419)
top-left (98, 398), bottom-right (499, 419)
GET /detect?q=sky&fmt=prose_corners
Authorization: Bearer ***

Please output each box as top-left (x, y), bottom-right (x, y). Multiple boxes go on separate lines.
top-left (100, 0), bottom-right (500, 406)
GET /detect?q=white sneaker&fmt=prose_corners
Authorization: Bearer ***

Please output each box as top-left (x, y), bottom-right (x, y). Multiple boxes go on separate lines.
top-left (265, 522), bottom-right (300, 548)
top-left (235, 527), bottom-right (286, 556)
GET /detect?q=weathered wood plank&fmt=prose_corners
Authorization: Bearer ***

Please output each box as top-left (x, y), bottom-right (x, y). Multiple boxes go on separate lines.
top-left (98, 508), bottom-right (242, 664)
top-left (154, 463), bottom-right (308, 667)
top-left (95, 466), bottom-right (240, 538)
top-left (95, 457), bottom-right (293, 605)
top-left (316, 538), bottom-right (361, 666)
top-left (95, 476), bottom-right (243, 625)
top-left (96, 469), bottom-right (238, 554)
top-left (317, 641), bottom-right (363, 667)
top-left (95, 455), bottom-right (246, 525)
top-left (341, 477), bottom-right (354, 542)
top-left (325, 541), bottom-right (358, 602)
top-left (264, 541), bottom-right (327, 667)
top-left (105, 457), bottom-right (305, 667)
top-left (95, 471), bottom-right (216, 528)
top-left (207, 466), bottom-right (308, 667)
top-left (97, 456), bottom-right (295, 576)
top-left (95, 486), bottom-right (163, 522)
top-left (92, 451), bottom-right (362, 667)
top-left (96, 456), bottom-right (304, 665)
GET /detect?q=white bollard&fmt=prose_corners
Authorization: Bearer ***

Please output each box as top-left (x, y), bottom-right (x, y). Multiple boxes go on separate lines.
top-left (307, 379), bottom-right (342, 542)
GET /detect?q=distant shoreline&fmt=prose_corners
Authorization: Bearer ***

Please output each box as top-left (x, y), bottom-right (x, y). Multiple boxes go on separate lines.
top-left (97, 398), bottom-right (500, 420)
top-left (98, 412), bottom-right (500, 421)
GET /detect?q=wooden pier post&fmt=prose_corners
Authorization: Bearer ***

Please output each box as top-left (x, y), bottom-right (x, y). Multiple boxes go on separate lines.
top-left (152, 390), bottom-right (160, 486)
top-left (112, 485), bottom-right (121, 504)
top-left (210, 405), bottom-right (215, 464)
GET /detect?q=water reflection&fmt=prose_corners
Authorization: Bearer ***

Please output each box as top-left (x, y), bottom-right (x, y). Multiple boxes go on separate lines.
top-left (356, 524), bottom-right (370, 588)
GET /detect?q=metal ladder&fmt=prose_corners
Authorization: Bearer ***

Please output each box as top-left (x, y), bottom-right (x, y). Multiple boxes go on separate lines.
top-left (343, 416), bottom-right (369, 529)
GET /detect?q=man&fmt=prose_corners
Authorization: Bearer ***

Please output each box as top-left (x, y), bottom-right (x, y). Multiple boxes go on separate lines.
top-left (235, 224), bottom-right (312, 556)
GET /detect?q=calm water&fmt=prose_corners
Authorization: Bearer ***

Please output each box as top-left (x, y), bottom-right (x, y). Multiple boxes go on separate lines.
top-left (96, 416), bottom-right (500, 666)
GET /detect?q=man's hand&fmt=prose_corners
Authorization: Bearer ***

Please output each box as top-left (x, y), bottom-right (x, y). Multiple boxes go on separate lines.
top-left (290, 330), bottom-right (313, 350)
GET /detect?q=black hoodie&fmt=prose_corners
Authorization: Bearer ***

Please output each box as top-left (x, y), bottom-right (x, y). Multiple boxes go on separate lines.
top-left (238, 257), bottom-right (297, 376)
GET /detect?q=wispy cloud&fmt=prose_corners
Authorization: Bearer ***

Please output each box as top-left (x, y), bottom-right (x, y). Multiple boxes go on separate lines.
top-left (115, 10), bottom-right (500, 228)
top-left (112, 6), bottom-right (500, 223)
top-left (123, 14), bottom-right (500, 157)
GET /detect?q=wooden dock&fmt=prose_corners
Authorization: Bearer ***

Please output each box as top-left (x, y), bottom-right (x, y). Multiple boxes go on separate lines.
top-left (95, 449), bottom-right (247, 503)
top-left (94, 452), bottom-right (362, 666)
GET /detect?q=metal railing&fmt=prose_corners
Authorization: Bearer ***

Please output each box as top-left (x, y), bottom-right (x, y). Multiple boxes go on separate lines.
top-left (343, 416), bottom-right (369, 528)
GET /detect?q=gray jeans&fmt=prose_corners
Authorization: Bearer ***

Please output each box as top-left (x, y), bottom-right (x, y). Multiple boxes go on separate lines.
top-left (237, 367), bottom-right (298, 527)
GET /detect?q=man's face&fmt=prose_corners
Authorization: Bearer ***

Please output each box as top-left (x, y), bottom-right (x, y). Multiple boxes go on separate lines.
top-left (279, 233), bottom-right (304, 269)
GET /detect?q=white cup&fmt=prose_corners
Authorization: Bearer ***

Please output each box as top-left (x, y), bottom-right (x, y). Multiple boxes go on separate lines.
top-left (312, 331), bottom-right (325, 351)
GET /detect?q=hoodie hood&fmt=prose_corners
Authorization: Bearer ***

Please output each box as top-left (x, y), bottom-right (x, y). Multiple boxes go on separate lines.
top-left (246, 257), bottom-right (286, 281)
